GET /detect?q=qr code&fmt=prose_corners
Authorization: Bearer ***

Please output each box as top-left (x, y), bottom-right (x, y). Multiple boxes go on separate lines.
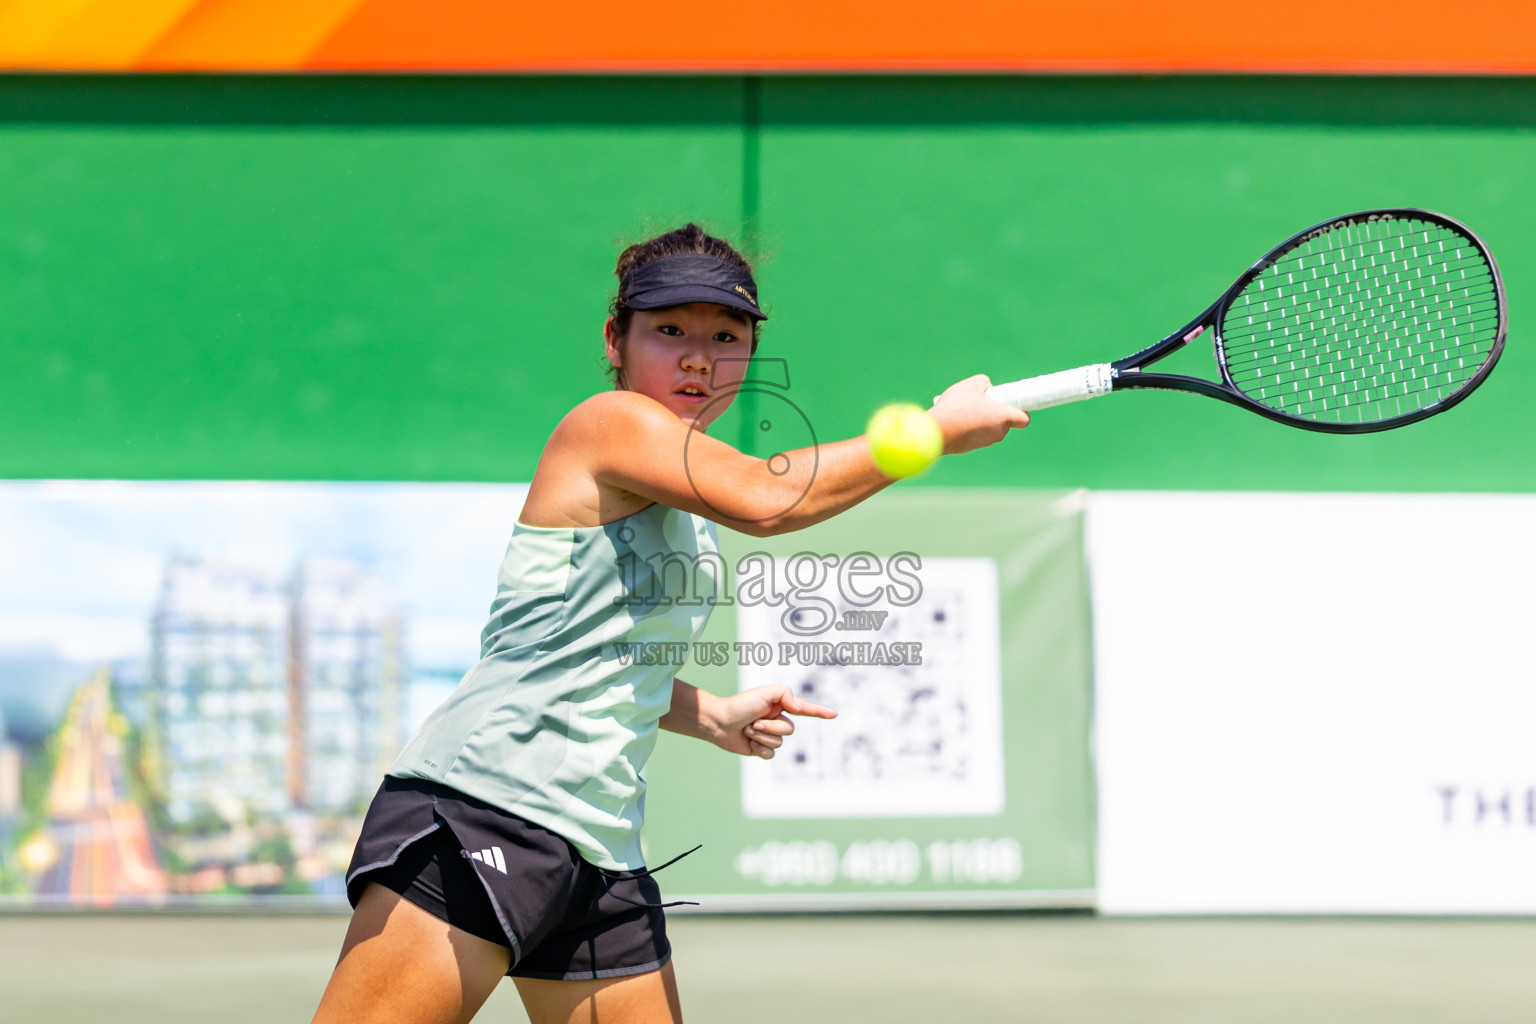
top-left (737, 557), bottom-right (1005, 818)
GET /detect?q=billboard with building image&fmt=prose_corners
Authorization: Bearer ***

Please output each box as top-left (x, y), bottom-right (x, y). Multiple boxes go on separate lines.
top-left (0, 481), bottom-right (525, 904)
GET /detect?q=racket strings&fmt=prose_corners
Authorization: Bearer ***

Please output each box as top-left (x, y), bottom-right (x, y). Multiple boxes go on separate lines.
top-left (1220, 270), bottom-right (1498, 349)
top-left (1221, 226), bottom-right (1495, 358)
top-left (1222, 224), bottom-right (1495, 420)
top-left (1223, 222), bottom-right (1488, 298)
top-left (1218, 217), bottom-right (1500, 425)
top-left (1220, 283), bottom-right (1499, 348)
top-left (1224, 296), bottom-right (1498, 390)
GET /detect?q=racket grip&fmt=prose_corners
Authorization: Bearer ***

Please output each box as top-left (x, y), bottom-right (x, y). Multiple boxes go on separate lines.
top-left (985, 363), bottom-right (1115, 411)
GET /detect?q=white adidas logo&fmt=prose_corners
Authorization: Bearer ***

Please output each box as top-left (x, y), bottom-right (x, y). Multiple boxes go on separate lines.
top-left (468, 846), bottom-right (508, 873)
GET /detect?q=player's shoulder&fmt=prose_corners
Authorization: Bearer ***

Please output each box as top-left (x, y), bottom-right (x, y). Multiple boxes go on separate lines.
top-left (573, 388), bottom-right (659, 416)
top-left (562, 389), bottom-right (668, 428)
top-left (553, 390), bottom-right (678, 444)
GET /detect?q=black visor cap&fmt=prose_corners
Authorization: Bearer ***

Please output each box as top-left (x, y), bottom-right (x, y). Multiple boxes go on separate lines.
top-left (618, 253), bottom-right (767, 321)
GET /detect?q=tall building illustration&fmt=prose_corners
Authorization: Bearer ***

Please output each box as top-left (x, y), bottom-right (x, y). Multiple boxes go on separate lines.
top-left (290, 558), bottom-right (404, 814)
top-left (146, 555), bottom-right (405, 823)
top-left (149, 557), bottom-right (291, 825)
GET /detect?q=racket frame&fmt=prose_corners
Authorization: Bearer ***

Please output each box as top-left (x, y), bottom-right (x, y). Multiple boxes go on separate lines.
top-left (1108, 208), bottom-right (1506, 433)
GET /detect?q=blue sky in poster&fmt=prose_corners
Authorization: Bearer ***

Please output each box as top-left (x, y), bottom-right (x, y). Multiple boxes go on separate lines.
top-left (0, 481), bottom-right (530, 733)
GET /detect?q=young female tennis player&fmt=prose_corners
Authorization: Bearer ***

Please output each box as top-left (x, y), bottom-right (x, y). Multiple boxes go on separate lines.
top-left (310, 225), bottom-right (1029, 1024)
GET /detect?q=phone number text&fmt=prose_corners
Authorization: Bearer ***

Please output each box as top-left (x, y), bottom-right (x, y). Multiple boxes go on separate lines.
top-left (733, 838), bottom-right (1024, 886)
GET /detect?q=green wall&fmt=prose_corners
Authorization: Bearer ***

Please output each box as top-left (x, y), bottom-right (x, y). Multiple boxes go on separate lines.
top-left (2, 75), bottom-right (1532, 490)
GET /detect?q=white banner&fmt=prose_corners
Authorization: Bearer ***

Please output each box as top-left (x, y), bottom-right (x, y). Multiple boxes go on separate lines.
top-left (1090, 491), bottom-right (1536, 914)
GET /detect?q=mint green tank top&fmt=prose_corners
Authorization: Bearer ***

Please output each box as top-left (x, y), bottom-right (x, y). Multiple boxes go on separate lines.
top-left (389, 502), bottom-right (721, 870)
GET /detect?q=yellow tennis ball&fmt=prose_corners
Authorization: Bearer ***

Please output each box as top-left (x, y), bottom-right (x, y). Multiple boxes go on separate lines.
top-left (867, 403), bottom-right (943, 479)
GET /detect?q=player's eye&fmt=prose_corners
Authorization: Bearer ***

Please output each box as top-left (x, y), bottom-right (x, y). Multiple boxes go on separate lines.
top-left (713, 331), bottom-right (739, 343)
top-left (657, 324), bottom-right (683, 336)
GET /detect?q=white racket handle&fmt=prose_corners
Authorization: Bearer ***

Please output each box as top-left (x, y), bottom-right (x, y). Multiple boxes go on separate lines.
top-left (985, 363), bottom-right (1115, 411)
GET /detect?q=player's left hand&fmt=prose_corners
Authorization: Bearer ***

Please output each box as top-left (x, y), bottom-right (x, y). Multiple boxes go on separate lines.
top-left (707, 685), bottom-right (836, 759)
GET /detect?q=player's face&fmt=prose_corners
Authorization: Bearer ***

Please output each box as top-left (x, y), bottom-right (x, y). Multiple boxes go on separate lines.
top-left (606, 303), bottom-right (754, 431)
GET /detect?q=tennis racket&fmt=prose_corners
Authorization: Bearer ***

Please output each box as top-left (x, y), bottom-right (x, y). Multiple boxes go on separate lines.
top-left (971, 209), bottom-right (1506, 433)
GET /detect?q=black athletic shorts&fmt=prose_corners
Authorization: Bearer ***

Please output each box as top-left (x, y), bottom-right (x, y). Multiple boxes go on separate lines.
top-left (345, 776), bottom-right (671, 981)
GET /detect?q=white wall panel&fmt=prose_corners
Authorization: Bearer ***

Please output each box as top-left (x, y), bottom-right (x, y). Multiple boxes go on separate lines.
top-left (1091, 491), bottom-right (1536, 914)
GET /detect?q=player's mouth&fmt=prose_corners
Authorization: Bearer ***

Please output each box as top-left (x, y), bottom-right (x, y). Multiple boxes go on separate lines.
top-left (675, 382), bottom-right (710, 404)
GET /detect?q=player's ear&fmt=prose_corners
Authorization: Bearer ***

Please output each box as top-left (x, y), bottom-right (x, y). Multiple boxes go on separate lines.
top-left (604, 317), bottom-right (624, 368)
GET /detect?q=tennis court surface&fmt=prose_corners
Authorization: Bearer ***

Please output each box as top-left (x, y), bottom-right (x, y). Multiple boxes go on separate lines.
top-left (4, 913), bottom-right (1534, 1023)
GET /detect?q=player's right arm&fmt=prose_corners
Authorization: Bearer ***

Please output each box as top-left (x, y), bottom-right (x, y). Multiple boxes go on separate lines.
top-left (550, 376), bottom-right (1025, 537)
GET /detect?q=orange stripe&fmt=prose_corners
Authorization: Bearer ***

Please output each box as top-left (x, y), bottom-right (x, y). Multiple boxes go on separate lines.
top-left (306, 0), bottom-right (1536, 73)
top-left (0, 0), bottom-right (98, 65)
top-left (2, 0), bottom-right (1535, 72)
top-left (9, 0), bottom-right (200, 70)
top-left (140, 0), bottom-right (368, 70)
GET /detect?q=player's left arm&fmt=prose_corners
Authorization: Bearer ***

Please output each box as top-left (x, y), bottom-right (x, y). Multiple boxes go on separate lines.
top-left (660, 679), bottom-right (836, 759)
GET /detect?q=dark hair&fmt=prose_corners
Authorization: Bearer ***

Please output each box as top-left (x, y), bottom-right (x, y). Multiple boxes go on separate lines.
top-left (605, 223), bottom-right (760, 387)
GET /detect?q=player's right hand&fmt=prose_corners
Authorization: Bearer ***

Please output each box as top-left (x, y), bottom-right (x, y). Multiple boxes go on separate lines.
top-left (930, 374), bottom-right (1031, 454)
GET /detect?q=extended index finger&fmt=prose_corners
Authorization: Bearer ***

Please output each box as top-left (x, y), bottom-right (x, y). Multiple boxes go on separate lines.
top-left (781, 694), bottom-right (837, 719)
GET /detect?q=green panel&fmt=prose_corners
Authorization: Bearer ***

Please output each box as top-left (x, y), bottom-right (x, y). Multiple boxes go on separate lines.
top-left (3, 75), bottom-right (1533, 491)
top-left (0, 77), bottom-right (743, 480)
top-left (756, 77), bottom-right (1536, 492)
top-left (641, 490), bottom-right (1096, 905)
